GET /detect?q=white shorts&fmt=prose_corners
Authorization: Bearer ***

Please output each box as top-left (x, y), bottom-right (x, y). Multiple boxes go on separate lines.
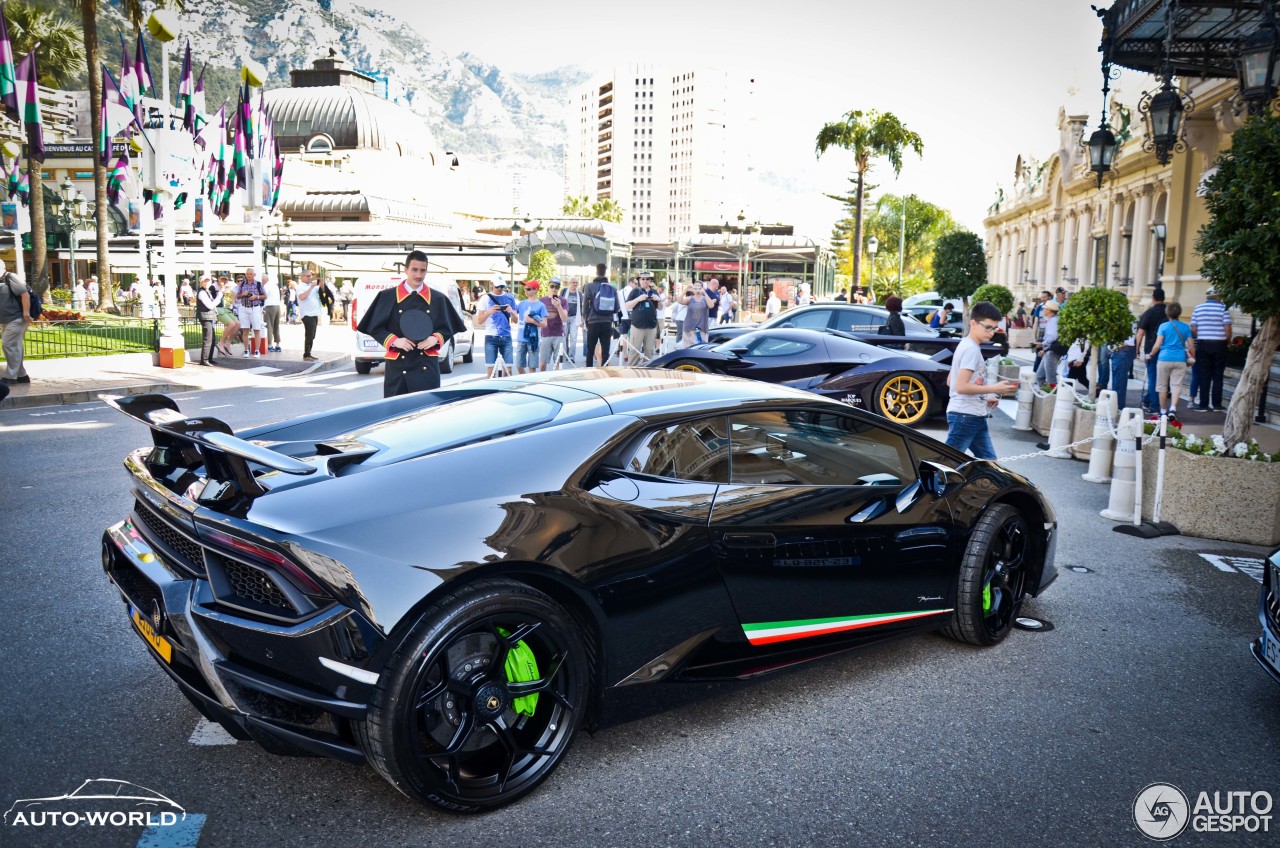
top-left (237, 305), bottom-right (264, 331)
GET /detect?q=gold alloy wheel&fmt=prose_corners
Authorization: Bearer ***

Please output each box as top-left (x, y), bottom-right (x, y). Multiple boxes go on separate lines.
top-left (672, 361), bottom-right (709, 372)
top-left (877, 374), bottom-right (930, 425)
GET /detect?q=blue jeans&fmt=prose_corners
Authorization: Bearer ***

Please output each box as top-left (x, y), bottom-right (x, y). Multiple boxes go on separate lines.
top-left (1097, 345), bottom-right (1110, 388)
top-left (946, 412), bottom-right (997, 460)
top-left (484, 334), bottom-right (513, 366)
top-left (1109, 346), bottom-right (1135, 409)
top-left (515, 341), bottom-right (537, 370)
top-left (1144, 354), bottom-right (1159, 410)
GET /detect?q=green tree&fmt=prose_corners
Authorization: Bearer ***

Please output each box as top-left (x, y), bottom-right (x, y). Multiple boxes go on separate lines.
top-left (861, 193), bottom-right (958, 291)
top-left (1196, 111), bottom-right (1280, 449)
top-left (562, 195), bottom-right (590, 217)
top-left (1055, 287), bottom-right (1134, 400)
top-left (816, 110), bottom-right (923, 292)
top-left (5, 2), bottom-right (84, 296)
top-left (971, 284), bottom-right (1014, 318)
top-left (933, 231), bottom-right (987, 310)
top-left (589, 198), bottom-right (624, 223)
top-left (526, 248), bottom-right (557, 291)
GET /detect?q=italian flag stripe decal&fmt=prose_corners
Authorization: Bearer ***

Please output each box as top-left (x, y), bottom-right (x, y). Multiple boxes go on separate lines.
top-left (741, 609), bottom-right (952, 646)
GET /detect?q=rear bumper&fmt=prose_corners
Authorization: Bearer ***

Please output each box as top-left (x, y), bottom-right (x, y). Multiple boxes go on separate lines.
top-left (1253, 586), bottom-right (1280, 685)
top-left (101, 519), bottom-right (374, 763)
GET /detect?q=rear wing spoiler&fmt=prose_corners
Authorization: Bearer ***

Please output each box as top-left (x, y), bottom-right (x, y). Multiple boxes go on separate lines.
top-left (101, 393), bottom-right (316, 477)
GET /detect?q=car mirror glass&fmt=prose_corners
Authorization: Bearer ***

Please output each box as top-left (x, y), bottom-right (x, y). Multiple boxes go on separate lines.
top-left (919, 459), bottom-right (964, 497)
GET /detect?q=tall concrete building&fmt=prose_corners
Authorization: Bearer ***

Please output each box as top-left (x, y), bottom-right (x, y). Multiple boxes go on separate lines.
top-left (565, 66), bottom-right (736, 243)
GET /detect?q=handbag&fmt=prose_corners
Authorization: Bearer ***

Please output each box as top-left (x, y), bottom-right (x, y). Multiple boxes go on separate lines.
top-left (1174, 325), bottom-right (1195, 366)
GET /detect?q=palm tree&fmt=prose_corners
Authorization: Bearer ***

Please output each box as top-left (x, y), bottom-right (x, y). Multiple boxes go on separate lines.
top-left (562, 194), bottom-right (590, 217)
top-left (589, 197), bottom-right (624, 223)
top-left (81, 0), bottom-right (146, 312)
top-left (6, 3), bottom-right (84, 296)
top-left (815, 111), bottom-right (923, 291)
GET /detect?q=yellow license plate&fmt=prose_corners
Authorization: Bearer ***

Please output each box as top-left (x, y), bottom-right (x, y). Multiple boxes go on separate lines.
top-left (131, 606), bottom-right (173, 663)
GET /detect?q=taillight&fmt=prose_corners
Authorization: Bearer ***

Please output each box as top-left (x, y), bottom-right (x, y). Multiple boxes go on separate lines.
top-left (204, 528), bottom-right (327, 597)
top-left (350, 298), bottom-right (358, 330)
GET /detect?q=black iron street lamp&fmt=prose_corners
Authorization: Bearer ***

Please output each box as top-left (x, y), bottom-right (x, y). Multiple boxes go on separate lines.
top-left (56, 177), bottom-right (89, 286)
top-left (1141, 73), bottom-right (1193, 166)
top-left (1083, 59), bottom-right (1118, 188)
top-left (1238, 1), bottom-right (1280, 114)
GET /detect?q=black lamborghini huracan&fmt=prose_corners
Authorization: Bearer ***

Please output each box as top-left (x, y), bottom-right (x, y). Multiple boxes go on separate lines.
top-left (101, 370), bottom-right (1057, 812)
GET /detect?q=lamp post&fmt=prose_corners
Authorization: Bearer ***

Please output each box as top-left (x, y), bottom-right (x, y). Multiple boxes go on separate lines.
top-left (56, 177), bottom-right (89, 288)
top-left (1237, 0), bottom-right (1280, 115)
top-left (509, 221), bottom-right (521, 289)
top-left (867, 235), bottom-right (878, 292)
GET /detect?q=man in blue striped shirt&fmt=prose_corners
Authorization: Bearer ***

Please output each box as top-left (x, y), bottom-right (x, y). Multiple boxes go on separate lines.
top-left (1190, 288), bottom-right (1232, 411)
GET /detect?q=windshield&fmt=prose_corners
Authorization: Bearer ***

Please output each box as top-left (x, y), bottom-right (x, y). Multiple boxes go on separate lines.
top-left (345, 392), bottom-right (561, 467)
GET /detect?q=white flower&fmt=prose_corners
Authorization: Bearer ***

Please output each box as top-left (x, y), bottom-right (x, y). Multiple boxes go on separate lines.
top-left (1183, 434), bottom-right (1201, 448)
top-left (1211, 435), bottom-right (1227, 455)
top-left (1233, 442), bottom-right (1250, 458)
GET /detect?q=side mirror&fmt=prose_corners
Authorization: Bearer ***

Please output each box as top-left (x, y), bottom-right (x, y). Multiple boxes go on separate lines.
top-left (919, 459), bottom-right (964, 497)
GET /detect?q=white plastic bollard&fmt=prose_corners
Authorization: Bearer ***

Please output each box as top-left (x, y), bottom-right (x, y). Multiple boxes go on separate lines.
top-left (1012, 366), bottom-right (1035, 431)
top-left (1082, 389), bottom-right (1119, 483)
top-left (1046, 377), bottom-right (1079, 458)
top-left (1101, 408), bottom-right (1143, 521)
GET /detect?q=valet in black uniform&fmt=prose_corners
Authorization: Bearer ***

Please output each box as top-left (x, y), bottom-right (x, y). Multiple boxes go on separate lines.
top-left (356, 250), bottom-right (466, 397)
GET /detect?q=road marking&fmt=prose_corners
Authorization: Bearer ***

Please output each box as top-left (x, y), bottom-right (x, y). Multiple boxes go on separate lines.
top-left (0, 420), bottom-right (108, 432)
top-left (327, 379), bottom-right (380, 391)
top-left (136, 812), bottom-right (207, 848)
top-left (301, 370), bottom-right (362, 382)
top-left (243, 366), bottom-right (282, 374)
top-left (303, 391), bottom-right (326, 397)
top-left (189, 718), bottom-right (238, 746)
top-left (29, 406), bottom-right (101, 417)
top-left (255, 397), bottom-right (283, 403)
top-left (171, 395), bottom-right (202, 400)
top-left (1199, 553), bottom-right (1266, 584)
top-left (200, 404), bottom-right (232, 410)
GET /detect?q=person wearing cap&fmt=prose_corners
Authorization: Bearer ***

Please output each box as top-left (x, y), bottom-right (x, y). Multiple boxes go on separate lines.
top-left (86, 275), bottom-right (99, 310)
top-left (538, 278), bottom-right (569, 371)
top-left (235, 266), bottom-right (267, 357)
top-left (562, 277), bottom-right (582, 363)
top-left (195, 275), bottom-right (220, 366)
top-left (625, 272), bottom-right (665, 362)
top-left (356, 249), bottom-right (465, 397)
top-left (1189, 287), bottom-right (1232, 411)
top-left (514, 281), bottom-right (548, 374)
top-left (1033, 298), bottom-right (1062, 384)
top-left (475, 277), bottom-right (519, 377)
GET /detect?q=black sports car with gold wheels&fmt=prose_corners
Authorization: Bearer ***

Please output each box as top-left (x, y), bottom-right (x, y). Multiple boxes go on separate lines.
top-left (100, 371), bottom-right (1056, 812)
top-left (650, 328), bottom-right (953, 426)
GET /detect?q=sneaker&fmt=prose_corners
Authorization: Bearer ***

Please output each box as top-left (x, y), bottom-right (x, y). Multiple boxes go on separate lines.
top-left (242, 350), bottom-right (250, 357)
top-left (1192, 405), bottom-right (1209, 412)
top-left (303, 355), bottom-right (318, 362)
top-left (1208, 405), bottom-right (1223, 412)
top-left (252, 351), bottom-right (260, 357)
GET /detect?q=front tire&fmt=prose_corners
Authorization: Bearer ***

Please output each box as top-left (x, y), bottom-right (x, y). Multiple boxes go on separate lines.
top-left (357, 579), bottom-right (590, 813)
top-left (943, 504), bottom-right (1030, 646)
top-left (669, 359), bottom-right (711, 373)
top-left (873, 371), bottom-right (932, 426)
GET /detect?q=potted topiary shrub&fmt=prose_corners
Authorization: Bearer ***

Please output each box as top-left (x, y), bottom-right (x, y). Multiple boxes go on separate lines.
top-left (1055, 287), bottom-right (1135, 402)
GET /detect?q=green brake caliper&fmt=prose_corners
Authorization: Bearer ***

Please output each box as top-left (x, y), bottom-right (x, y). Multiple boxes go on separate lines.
top-left (982, 582), bottom-right (993, 614)
top-left (497, 627), bottom-right (540, 716)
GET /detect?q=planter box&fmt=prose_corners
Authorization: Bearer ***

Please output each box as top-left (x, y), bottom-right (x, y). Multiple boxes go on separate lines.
top-left (1032, 391), bottom-right (1055, 436)
top-left (998, 364), bottom-right (1021, 382)
top-left (1141, 447), bottom-right (1280, 546)
top-left (1071, 406), bottom-right (1095, 460)
top-left (1009, 328), bottom-right (1034, 349)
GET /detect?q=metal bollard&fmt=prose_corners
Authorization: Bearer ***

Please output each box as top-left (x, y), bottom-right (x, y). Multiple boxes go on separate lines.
top-left (1082, 389), bottom-right (1119, 483)
top-left (1100, 408), bottom-right (1143, 521)
top-left (1046, 377), bottom-right (1079, 458)
top-left (1012, 366), bottom-right (1035, 431)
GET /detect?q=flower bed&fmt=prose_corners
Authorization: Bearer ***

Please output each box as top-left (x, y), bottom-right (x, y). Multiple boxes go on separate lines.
top-left (1140, 431), bottom-right (1280, 545)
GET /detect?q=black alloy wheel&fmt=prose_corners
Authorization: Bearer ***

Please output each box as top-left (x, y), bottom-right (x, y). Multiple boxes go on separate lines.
top-left (943, 504), bottom-right (1030, 646)
top-left (358, 579), bottom-right (590, 813)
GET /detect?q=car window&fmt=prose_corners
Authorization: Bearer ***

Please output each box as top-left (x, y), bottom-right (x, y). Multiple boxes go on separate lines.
top-left (727, 410), bottom-right (914, 487)
top-left (834, 309), bottom-right (886, 333)
top-left (772, 308), bottom-right (832, 331)
top-left (745, 337), bottom-right (816, 357)
top-left (625, 417), bottom-right (730, 482)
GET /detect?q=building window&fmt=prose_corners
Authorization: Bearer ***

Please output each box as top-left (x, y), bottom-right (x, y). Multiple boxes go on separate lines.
top-left (307, 135), bottom-right (334, 152)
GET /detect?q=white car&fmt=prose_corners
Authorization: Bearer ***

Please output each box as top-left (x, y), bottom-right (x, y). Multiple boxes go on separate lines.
top-left (350, 276), bottom-right (474, 375)
top-left (903, 291), bottom-right (942, 309)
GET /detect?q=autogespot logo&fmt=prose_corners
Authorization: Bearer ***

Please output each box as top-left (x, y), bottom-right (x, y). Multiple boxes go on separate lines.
top-left (1134, 783), bottom-right (1190, 841)
top-left (4, 778), bottom-right (186, 829)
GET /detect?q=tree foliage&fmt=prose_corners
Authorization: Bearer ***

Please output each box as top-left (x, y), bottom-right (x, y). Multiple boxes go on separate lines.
top-left (526, 249), bottom-right (557, 289)
top-left (971, 284), bottom-right (1013, 317)
top-left (562, 195), bottom-right (625, 223)
top-left (932, 231), bottom-right (987, 303)
top-left (1056, 287), bottom-right (1133, 347)
top-left (1196, 112), bottom-right (1280, 322)
top-left (816, 110), bottom-right (923, 291)
top-left (1195, 111), bottom-right (1280, 448)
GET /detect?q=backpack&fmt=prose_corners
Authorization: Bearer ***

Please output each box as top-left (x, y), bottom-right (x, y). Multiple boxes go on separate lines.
top-left (4, 273), bottom-right (39, 319)
top-left (592, 281), bottom-right (617, 314)
top-left (318, 283), bottom-right (333, 307)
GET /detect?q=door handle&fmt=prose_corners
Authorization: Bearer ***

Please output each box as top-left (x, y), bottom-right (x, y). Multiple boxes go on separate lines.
top-left (721, 532), bottom-right (776, 549)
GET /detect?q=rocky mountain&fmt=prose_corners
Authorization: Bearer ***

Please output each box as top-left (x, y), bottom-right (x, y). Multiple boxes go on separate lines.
top-left (96, 0), bottom-right (587, 170)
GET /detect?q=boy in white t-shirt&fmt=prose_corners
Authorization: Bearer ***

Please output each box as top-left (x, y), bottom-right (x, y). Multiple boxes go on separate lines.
top-left (945, 301), bottom-right (1018, 460)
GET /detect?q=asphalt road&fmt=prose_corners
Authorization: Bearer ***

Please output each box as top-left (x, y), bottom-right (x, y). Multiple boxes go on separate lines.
top-left (1, 359), bottom-right (1276, 848)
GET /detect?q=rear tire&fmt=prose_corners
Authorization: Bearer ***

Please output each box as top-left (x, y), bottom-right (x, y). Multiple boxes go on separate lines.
top-left (357, 579), bottom-right (590, 813)
top-left (669, 359), bottom-right (711, 373)
top-left (355, 360), bottom-right (373, 375)
top-left (873, 371), bottom-right (932, 426)
top-left (439, 342), bottom-right (454, 374)
top-left (943, 504), bottom-right (1030, 646)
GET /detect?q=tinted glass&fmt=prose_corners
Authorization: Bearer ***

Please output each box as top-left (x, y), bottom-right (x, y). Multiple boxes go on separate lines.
top-left (626, 417), bottom-right (730, 482)
top-left (834, 308), bottom-right (886, 332)
top-left (728, 410), bottom-right (913, 486)
top-left (771, 308), bottom-right (832, 330)
top-left (745, 336), bottom-right (816, 357)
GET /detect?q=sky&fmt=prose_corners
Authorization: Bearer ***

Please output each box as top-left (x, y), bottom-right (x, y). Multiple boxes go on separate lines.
top-left (386, 0), bottom-right (1142, 240)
